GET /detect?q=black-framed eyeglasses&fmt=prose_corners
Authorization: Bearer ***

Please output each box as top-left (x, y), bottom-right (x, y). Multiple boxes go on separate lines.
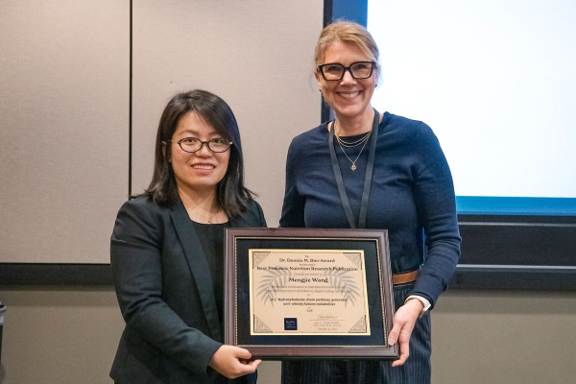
top-left (317, 61), bottom-right (376, 81)
top-left (163, 137), bottom-right (233, 153)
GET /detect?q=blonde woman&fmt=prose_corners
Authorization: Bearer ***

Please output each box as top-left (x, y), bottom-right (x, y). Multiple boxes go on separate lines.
top-left (280, 22), bottom-right (461, 384)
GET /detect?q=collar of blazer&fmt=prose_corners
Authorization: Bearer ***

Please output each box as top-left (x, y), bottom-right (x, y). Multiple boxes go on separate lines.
top-left (170, 198), bottom-right (223, 341)
top-left (167, 198), bottom-right (253, 341)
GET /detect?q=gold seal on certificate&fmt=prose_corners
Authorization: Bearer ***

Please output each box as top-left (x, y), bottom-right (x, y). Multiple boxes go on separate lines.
top-left (250, 249), bottom-right (370, 336)
top-left (225, 228), bottom-right (399, 360)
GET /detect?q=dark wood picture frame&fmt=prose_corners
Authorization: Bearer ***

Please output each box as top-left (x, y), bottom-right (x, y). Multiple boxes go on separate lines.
top-left (224, 227), bottom-right (399, 360)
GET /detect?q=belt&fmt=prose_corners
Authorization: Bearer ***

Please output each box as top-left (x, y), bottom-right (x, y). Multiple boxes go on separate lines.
top-left (392, 270), bottom-right (418, 285)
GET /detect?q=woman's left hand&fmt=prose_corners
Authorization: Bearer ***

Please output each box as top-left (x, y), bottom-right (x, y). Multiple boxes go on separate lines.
top-left (388, 298), bottom-right (424, 367)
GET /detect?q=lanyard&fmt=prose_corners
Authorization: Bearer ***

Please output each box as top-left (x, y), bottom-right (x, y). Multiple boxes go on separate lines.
top-left (328, 109), bottom-right (380, 229)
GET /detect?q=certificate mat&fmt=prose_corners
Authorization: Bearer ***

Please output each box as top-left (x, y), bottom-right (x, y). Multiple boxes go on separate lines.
top-left (249, 249), bottom-right (371, 336)
top-left (225, 228), bottom-right (399, 360)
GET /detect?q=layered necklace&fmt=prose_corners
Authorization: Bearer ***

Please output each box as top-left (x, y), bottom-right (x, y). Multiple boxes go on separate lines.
top-left (328, 109), bottom-right (380, 229)
top-left (333, 121), bottom-right (372, 171)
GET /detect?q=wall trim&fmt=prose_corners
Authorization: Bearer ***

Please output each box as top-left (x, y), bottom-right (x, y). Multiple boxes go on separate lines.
top-left (1, 263), bottom-right (575, 290)
top-left (0, 263), bottom-right (113, 286)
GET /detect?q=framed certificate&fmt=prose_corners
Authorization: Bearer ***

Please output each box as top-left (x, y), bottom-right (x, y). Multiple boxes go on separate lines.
top-left (224, 228), bottom-right (399, 360)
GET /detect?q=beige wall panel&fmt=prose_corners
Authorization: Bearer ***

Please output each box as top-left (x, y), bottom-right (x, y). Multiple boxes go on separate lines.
top-left (0, 287), bottom-right (279, 384)
top-left (0, 288), bottom-right (124, 384)
top-left (132, 0), bottom-right (324, 226)
top-left (0, 1), bottom-right (129, 263)
top-left (1, 289), bottom-right (576, 383)
top-left (432, 291), bottom-right (576, 383)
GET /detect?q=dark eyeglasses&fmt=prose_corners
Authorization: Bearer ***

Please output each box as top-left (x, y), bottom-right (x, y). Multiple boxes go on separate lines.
top-left (163, 137), bottom-right (233, 153)
top-left (317, 61), bottom-right (376, 81)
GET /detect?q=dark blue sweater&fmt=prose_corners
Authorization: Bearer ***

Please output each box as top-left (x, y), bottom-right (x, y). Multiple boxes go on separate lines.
top-left (280, 112), bottom-right (461, 307)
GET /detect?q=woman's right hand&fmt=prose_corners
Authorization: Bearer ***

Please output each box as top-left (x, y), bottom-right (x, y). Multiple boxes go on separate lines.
top-left (209, 345), bottom-right (262, 379)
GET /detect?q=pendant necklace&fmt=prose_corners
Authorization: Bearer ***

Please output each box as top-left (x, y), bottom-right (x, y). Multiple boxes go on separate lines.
top-left (333, 121), bottom-right (372, 171)
top-left (192, 206), bottom-right (221, 224)
top-left (328, 109), bottom-right (380, 229)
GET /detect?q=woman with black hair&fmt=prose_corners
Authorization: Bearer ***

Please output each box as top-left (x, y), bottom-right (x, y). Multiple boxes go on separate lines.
top-left (110, 90), bottom-right (266, 384)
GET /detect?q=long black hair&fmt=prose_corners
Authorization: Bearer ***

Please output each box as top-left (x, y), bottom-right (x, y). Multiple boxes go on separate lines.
top-left (143, 90), bottom-right (254, 218)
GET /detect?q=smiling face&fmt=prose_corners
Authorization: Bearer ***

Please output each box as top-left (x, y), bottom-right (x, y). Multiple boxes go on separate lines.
top-left (170, 111), bottom-right (230, 195)
top-left (316, 41), bottom-right (378, 123)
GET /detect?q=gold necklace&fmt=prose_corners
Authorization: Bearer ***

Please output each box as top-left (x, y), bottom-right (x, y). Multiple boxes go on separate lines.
top-left (336, 130), bottom-right (371, 148)
top-left (192, 206), bottom-right (221, 224)
top-left (333, 121), bottom-right (371, 171)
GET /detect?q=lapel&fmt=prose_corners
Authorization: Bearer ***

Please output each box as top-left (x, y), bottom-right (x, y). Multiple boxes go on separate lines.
top-left (170, 199), bottom-right (222, 341)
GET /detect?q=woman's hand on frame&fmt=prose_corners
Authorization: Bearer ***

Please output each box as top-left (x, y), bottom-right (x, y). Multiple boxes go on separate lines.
top-left (209, 345), bottom-right (262, 379)
top-left (388, 298), bottom-right (424, 367)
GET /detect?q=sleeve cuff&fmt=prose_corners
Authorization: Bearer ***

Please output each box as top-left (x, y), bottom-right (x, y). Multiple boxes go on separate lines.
top-left (405, 295), bottom-right (431, 318)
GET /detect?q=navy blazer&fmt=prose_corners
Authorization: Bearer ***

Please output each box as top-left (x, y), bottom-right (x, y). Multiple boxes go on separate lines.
top-left (110, 196), bottom-right (267, 384)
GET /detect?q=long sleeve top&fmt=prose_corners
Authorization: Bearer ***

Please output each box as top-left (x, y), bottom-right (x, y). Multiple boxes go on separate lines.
top-left (280, 112), bottom-right (461, 307)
